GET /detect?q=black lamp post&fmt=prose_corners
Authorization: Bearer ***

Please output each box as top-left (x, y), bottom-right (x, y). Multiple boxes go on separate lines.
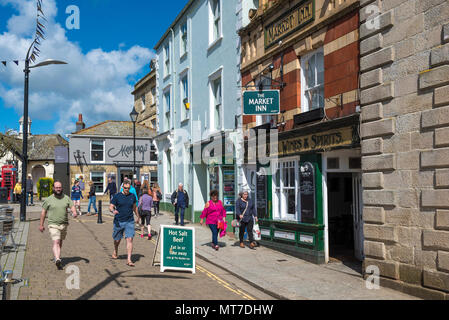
top-left (20, 41), bottom-right (67, 222)
top-left (129, 106), bottom-right (138, 181)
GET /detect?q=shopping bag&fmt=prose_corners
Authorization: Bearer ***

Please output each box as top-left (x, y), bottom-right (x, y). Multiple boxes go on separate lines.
top-left (253, 221), bottom-right (261, 241)
top-left (217, 220), bottom-right (225, 230)
top-left (231, 219), bottom-right (240, 228)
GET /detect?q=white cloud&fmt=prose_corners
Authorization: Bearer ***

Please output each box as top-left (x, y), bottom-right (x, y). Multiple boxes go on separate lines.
top-left (0, 0), bottom-right (154, 134)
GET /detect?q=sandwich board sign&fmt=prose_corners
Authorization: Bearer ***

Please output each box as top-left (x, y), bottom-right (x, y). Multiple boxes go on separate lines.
top-left (158, 225), bottom-right (196, 274)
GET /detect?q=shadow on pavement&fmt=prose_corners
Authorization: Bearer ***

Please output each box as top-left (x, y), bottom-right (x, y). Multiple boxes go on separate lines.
top-left (124, 274), bottom-right (189, 280)
top-left (62, 257), bottom-right (90, 267)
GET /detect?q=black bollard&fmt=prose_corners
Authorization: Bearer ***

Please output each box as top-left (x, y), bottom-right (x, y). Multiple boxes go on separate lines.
top-left (97, 200), bottom-right (103, 224)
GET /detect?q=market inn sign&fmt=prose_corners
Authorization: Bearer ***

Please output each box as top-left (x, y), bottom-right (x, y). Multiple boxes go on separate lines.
top-left (264, 0), bottom-right (315, 49)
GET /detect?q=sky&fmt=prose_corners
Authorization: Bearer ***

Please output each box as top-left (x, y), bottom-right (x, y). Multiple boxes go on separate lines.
top-left (0, 0), bottom-right (188, 136)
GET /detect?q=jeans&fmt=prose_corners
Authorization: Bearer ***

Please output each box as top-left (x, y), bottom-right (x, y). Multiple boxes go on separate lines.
top-left (88, 196), bottom-right (98, 213)
top-left (153, 201), bottom-right (160, 216)
top-left (209, 224), bottom-right (219, 246)
top-left (175, 206), bottom-right (185, 225)
top-left (239, 218), bottom-right (254, 243)
top-left (26, 192), bottom-right (33, 206)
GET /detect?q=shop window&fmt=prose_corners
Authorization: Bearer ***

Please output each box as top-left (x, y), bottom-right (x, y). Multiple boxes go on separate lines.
top-left (272, 160), bottom-right (300, 221)
top-left (91, 172), bottom-right (105, 194)
top-left (327, 158), bottom-right (339, 169)
top-left (91, 140), bottom-right (104, 163)
top-left (302, 48), bottom-right (324, 112)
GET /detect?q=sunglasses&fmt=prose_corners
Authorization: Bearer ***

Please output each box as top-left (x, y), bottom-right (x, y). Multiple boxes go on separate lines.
top-left (123, 187), bottom-right (130, 190)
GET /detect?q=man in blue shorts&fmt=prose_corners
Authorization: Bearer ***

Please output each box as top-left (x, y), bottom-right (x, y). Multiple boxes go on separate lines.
top-left (109, 180), bottom-right (139, 267)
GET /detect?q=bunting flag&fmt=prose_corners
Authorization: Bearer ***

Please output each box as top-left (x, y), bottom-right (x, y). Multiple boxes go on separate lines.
top-left (1, 1), bottom-right (47, 68)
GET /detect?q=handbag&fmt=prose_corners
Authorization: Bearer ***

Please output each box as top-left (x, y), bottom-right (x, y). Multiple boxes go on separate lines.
top-left (253, 217), bottom-right (261, 241)
top-left (217, 220), bottom-right (225, 230)
top-left (232, 200), bottom-right (249, 229)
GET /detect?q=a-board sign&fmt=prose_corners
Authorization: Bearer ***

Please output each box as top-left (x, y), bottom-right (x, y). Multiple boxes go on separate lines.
top-left (160, 225), bottom-right (195, 274)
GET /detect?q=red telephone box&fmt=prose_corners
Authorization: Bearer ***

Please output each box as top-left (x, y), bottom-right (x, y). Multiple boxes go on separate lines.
top-left (1, 165), bottom-right (17, 201)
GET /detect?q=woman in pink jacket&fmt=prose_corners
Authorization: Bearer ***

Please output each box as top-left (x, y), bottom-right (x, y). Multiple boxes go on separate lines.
top-left (200, 190), bottom-right (226, 251)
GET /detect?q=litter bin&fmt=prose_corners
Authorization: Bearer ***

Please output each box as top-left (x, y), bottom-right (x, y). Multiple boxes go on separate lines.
top-left (0, 188), bottom-right (8, 204)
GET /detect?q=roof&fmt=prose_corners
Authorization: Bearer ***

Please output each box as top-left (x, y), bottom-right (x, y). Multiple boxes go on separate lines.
top-left (132, 69), bottom-right (156, 95)
top-left (71, 121), bottom-right (156, 138)
top-left (0, 133), bottom-right (68, 161)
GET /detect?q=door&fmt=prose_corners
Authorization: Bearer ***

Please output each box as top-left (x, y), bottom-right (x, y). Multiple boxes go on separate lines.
top-left (352, 173), bottom-right (364, 261)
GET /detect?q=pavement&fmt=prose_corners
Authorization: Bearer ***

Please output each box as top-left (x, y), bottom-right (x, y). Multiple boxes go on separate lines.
top-left (1, 200), bottom-right (420, 300)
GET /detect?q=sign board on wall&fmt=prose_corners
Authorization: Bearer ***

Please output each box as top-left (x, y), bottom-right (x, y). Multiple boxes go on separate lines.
top-left (243, 90), bottom-right (280, 115)
top-left (160, 225), bottom-right (195, 274)
top-left (299, 162), bottom-right (316, 223)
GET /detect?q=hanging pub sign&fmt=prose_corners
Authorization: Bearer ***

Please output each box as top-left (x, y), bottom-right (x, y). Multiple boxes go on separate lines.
top-left (299, 162), bottom-right (316, 223)
top-left (243, 90), bottom-right (280, 115)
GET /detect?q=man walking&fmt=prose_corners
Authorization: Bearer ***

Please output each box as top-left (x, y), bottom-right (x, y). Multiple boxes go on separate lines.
top-left (26, 174), bottom-right (33, 206)
top-left (171, 183), bottom-right (189, 226)
top-left (104, 177), bottom-right (117, 201)
top-left (110, 180), bottom-right (139, 267)
top-left (39, 181), bottom-right (77, 270)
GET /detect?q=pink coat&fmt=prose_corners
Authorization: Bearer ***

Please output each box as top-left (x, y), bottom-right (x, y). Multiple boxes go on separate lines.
top-left (200, 200), bottom-right (226, 226)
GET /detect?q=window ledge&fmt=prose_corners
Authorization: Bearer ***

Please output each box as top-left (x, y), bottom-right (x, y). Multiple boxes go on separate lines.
top-left (180, 52), bottom-right (188, 61)
top-left (180, 118), bottom-right (190, 125)
top-left (163, 74), bottom-right (171, 81)
top-left (207, 36), bottom-right (223, 52)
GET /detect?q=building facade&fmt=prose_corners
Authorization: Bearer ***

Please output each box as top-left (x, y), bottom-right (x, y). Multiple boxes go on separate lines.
top-left (359, 0), bottom-right (449, 299)
top-left (154, 0), bottom-right (241, 229)
top-left (69, 120), bottom-right (157, 202)
top-left (239, 0), bottom-right (362, 264)
top-left (132, 63), bottom-right (157, 130)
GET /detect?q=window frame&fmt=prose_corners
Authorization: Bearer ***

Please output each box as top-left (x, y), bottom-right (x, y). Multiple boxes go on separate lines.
top-left (301, 48), bottom-right (324, 113)
top-left (163, 88), bottom-right (171, 131)
top-left (180, 73), bottom-right (189, 121)
top-left (209, 0), bottom-right (222, 45)
top-left (180, 21), bottom-right (188, 58)
top-left (90, 172), bottom-right (106, 195)
top-left (272, 158), bottom-right (301, 222)
top-left (90, 140), bottom-right (105, 164)
top-left (164, 43), bottom-right (170, 78)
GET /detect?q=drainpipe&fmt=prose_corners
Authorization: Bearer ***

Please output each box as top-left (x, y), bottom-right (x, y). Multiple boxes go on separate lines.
top-left (170, 27), bottom-right (176, 191)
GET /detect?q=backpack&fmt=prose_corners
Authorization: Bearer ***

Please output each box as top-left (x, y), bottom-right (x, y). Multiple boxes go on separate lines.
top-left (156, 190), bottom-right (162, 200)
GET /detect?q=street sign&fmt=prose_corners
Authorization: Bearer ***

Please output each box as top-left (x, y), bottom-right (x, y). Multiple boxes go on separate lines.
top-left (243, 90), bottom-right (280, 115)
top-left (160, 225), bottom-right (195, 274)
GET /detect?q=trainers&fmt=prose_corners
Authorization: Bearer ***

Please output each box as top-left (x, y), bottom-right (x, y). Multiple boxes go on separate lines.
top-left (55, 259), bottom-right (63, 270)
top-left (250, 242), bottom-right (256, 249)
top-left (148, 234), bottom-right (152, 240)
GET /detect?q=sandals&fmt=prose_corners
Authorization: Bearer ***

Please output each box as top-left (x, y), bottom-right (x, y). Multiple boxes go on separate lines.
top-left (126, 262), bottom-right (135, 267)
top-left (111, 254), bottom-right (118, 259)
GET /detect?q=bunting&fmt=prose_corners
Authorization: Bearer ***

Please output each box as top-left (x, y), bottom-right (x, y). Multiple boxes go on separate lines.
top-left (1, 1), bottom-right (47, 67)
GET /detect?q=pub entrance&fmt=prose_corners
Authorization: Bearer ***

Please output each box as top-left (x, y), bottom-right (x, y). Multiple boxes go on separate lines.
top-left (327, 172), bottom-right (363, 264)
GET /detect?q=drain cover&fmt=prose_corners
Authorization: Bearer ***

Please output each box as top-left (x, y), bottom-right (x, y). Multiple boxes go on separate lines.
top-left (277, 259), bottom-right (288, 262)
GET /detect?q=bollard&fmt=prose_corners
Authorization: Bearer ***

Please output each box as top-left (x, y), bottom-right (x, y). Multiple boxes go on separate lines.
top-left (2, 270), bottom-right (13, 300)
top-left (97, 200), bottom-right (103, 224)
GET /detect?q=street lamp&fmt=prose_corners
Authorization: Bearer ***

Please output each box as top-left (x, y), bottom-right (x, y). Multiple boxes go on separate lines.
top-left (129, 106), bottom-right (138, 181)
top-left (20, 41), bottom-right (67, 222)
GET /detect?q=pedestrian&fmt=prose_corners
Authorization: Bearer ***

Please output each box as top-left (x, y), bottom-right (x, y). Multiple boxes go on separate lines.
top-left (235, 190), bottom-right (258, 249)
top-left (71, 179), bottom-right (83, 216)
top-left (141, 180), bottom-right (152, 197)
top-left (13, 181), bottom-right (22, 203)
top-left (109, 180), bottom-right (139, 267)
top-left (152, 182), bottom-right (162, 217)
top-left (39, 181), bottom-right (78, 270)
top-left (120, 178), bottom-right (138, 204)
top-left (78, 175), bottom-right (85, 197)
top-left (138, 187), bottom-right (153, 240)
top-left (104, 177), bottom-right (117, 201)
top-left (134, 179), bottom-right (141, 197)
top-left (200, 190), bottom-right (226, 251)
top-left (87, 181), bottom-right (98, 216)
top-left (171, 183), bottom-right (189, 226)
top-left (26, 174), bottom-right (33, 206)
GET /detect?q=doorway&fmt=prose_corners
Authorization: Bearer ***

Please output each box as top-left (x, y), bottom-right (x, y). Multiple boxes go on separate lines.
top-left (119, 169), bottom-right (133, 188)
top-left (327, 172), bottom-right (363, 264)
top-left (32, 165), bottom-right (46, 194)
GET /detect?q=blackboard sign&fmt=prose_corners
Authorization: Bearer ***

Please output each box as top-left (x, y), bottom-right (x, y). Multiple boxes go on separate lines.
top-left (256, 173), bottom-right (267, 219)
top-left (160, 225), bottom-right (195, 274)
top-left (300, 162), bottom-right (316, 223)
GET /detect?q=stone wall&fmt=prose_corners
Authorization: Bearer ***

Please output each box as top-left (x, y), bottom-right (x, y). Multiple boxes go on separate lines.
top-left (360, 0), bottom-right (449, 299)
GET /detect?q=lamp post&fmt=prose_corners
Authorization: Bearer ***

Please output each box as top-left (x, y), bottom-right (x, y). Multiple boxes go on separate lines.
top-left (129, 106), bottom-right (138, 181)
top-left (20, 41), bottom-right (67, 222)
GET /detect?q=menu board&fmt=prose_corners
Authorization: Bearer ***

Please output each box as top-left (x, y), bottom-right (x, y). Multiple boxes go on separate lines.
top-left (256, 174), bottom-right (267, 219)
top-left (222, 166), bottom-right (235, 213)
top-left (299, 162), bottom-right (316, 223)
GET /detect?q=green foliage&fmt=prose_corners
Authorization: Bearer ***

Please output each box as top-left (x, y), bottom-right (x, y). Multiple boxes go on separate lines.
top-left (37, 177), bottom-right (54, 198)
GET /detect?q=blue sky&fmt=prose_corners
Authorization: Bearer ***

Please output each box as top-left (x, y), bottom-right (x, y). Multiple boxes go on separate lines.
top-left (0, 0), bottom-right (187, 135)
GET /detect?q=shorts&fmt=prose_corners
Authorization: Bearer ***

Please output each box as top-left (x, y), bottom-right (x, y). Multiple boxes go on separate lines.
top-left (139, 210), bottom-right (151, 225)
top-left (71, 197), bottom-right (81, 202)
top-left (113, 220), bottom-right (135, 241)
top-left (48, 224), bottom-right (68, 241)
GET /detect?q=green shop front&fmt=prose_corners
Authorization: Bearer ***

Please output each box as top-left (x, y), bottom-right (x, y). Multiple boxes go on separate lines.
top-left (254, 115), bottom-right (361, 264)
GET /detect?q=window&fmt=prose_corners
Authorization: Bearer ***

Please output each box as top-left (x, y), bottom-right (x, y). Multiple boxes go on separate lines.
top-left (212, 77), bottom-right (222, 130)
top-left (150, 171), bottom-right (158, 184)
top-left (141, 94), bottom-right (146, 111)
top-left (91, 172), bottom-right (105, 194)
top-left (272, 160), bottom-right (300, 221)
top-left (164, 91), bottom-right (171, 130)
top-left (164, 44), bottom-right (170, 77)
top-left (150, 144), bottom-right (157, 162)
top-left (166, 150), bottom-right (172, 193)
top-left (255, 77), bottom-right (276, 126)
top-left (91, 140), bottom-right (104, 162)
top-left (302, 49), bottom-right (324, 111)
top-left (151, 87), bottom-right (156, 105)
top-left (181, 75), bottom-right (189, 120)
top-left (210, 0), bottom-right (221, 43)
top-left (151, 119), bottom-right (156, 130)
top-left (180, 22), bottom-right (188, 57)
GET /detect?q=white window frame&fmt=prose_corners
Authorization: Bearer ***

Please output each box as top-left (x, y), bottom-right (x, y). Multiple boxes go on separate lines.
top-left (301, 47), bottom-right (324, 113)
top-left (272, 158), bottom-right (301, 222)
top-left (141, 94), bottom-right (146, 111)
top-left (180, 21), bottom-right (188, 58)
top-left (90, 140), bottom-right (105, 164)
top-left (209, 0), bottom-right (222, 46)
top-left (180, 72), bottom-right (189, 121)
top-left (163, 87), bottom-right (171, 131)
top-left (90, 172), bottom-right (106, 195)
top-left (209, 69), bottom-right (223, 132)
top-left (166, 150), bottom-right (172, 194)
top-left (164, 43), bottom-right (170, 78)
top-left (151, 87), bottom-right (156, 105)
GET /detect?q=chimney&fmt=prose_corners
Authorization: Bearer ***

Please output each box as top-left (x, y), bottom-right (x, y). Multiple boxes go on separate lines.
top-left (76, 114), bottom-right (86, 132)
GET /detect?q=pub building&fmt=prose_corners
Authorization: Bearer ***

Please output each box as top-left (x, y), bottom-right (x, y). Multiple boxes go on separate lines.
top-left (239, 0), bottom-right (362, 264)
top-left (68, 115), bottom-right (157, 203)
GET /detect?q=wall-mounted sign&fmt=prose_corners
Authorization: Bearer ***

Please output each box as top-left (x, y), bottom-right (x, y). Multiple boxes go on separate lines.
top-left (264, 0), bottom-right (315, 49)
top-left (243, 90), bottom-right (280, 115)
top-left (299, 234), bottom-right (314, 245)
top-left (299, 162), bottom-right (316, 223)
top-left (107, 144), bottom-right (148, 161)
top-left (278, 126), bottom-right (355, 157)
top-left (274, 230), bottom-right (296, 241)
top-left (160, 225), bottom-right (195, 274)
top-left (260, 228), bottom-right (271, 237)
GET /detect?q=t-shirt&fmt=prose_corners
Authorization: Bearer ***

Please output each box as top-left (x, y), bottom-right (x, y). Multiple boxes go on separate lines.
top-left (43, 195), bottom-right (73, 226)
top-left (111, 192), bottom-right (136, 222)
